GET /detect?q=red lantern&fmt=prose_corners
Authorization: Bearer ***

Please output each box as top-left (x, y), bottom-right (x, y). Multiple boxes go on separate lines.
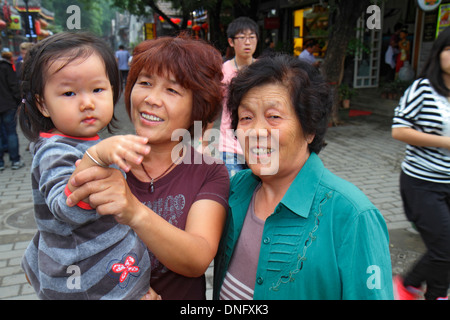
top-left (2, 4), bottom-right (11, 24)
top-left (192, 25), bottom-right (201, 32)
top-left (202, 23), bottom-right (208, 30)
top-left (35, 19), bottom-right (41, 35)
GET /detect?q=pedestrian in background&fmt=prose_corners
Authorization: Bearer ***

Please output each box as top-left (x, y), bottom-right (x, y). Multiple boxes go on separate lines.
top-left (392, 26), bottom-right (450, 300)
top-left (299, 39), bottom-right (321, 68)
top-left (395, 27), bottom-right (410, 77)
top-left (0, 48), bottom-right (24, 171)
top-left (115, 44), bottom-right (130, 89)
top-left (203, 16), bottom-right (259, 177)
top-left (15, 42), bottom-right (34, 78)
top-left (384, 23), bottom-right (402, 81)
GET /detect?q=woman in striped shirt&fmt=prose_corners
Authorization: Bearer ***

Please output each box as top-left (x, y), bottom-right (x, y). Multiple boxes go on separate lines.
top-left (392, 27), bottom-right (450, 300)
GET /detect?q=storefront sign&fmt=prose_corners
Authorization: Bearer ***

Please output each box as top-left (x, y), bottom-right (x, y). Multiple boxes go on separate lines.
top-left (144, 23), bottom-right (156, 40)
top-left (264, 17), bottom-right (280, 30)
top-left (417, 0), bottom-right (442, 12)
top-left (436, 3), bottom-right (450, 37)
top-left (9, 15), bottom-right (21, 30)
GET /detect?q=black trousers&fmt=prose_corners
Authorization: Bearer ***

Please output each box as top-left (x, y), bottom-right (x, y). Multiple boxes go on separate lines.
top-left (120, 70), bottom-right (129, 89)
top-left (400, 172), bottom-right (450, 299)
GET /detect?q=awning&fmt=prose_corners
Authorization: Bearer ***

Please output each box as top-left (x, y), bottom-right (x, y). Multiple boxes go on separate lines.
top-left (14, 0), bottom-right (41, 13)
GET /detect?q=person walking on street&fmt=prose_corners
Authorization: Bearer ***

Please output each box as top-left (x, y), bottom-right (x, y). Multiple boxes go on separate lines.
top-left (115, 45), bottom-right (130, 89)
top-left (392, 26), bottom-right (450, 300)
top-left (0, 49), bottom-right (24, 171)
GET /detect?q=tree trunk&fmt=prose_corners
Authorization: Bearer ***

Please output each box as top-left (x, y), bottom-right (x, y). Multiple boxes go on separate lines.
top-left (322, 0), bottom-right (371, 124)
top-left (209, 0), bottom-right (224, 49)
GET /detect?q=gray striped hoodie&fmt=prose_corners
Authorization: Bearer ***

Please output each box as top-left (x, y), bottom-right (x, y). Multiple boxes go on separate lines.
top-left (21, 133), bottom-right (151, 299)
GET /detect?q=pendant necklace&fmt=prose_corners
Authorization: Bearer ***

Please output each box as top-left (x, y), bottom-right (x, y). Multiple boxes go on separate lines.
top-left (141, 152), bottom-right (182, 193)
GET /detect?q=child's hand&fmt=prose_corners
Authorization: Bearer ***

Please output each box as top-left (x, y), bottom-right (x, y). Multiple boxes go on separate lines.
top-left (89, 135), bottom-right (150, 172)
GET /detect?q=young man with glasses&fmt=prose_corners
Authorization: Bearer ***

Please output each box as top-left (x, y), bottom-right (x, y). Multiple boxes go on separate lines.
top-left (203, 17), bottom-right (259, 177)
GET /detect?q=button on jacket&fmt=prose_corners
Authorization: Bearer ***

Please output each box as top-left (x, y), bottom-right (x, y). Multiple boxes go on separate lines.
top-left (214, 153), bottom-right (394, 300)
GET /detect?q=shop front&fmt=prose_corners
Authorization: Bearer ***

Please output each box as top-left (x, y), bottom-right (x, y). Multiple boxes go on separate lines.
top-left (1, 0), bottom-right (53, 57)
top-left (258, 0), bottom-right (448, 91)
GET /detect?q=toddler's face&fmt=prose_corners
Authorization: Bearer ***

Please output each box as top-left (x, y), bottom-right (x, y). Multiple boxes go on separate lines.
top-left (37, 53), bottom-right (114, 138)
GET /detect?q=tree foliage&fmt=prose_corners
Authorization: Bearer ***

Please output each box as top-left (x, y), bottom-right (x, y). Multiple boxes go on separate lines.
top-left (41, 0), bottom-right (116, 35)
top-left (109, 0), bottom-right (243, 50)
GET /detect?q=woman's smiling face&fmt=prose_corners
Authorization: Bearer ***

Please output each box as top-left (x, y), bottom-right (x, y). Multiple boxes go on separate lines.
top-left (236, 83), bottom-right (314, 177)
top-left (130, 71), bottom-right (193, 145)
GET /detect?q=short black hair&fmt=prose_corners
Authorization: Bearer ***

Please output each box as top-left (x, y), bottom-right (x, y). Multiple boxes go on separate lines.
top-left (419, 26), bottom-right (450, 97)
top-left (227, 54), bottom-right (332, 154)
top-left (226, 17), bottom-right (259, 39)
top-left (304, 40), bottom-right (318, 49)
top-left (18, 32), bottom-right (120, 141)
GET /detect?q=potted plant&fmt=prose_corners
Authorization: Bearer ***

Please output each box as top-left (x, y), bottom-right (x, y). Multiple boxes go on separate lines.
top-left (338, 83), bottom-right (356, 109)
top-left (380, 82), bottom-right (392, 99)
top-left (380, 80), bottom-right (412, 100)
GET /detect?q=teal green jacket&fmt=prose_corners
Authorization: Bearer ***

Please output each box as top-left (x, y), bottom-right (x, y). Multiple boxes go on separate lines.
top-left (213, 153), bottom-right (394, 300)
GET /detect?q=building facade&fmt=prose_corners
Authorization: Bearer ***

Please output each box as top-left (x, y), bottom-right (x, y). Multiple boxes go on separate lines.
top-left (256, 0), bottom-right (448, 88)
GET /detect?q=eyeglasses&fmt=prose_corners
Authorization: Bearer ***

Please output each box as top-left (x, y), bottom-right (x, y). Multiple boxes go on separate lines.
top-left (234, 35), bottom-right (257, 42)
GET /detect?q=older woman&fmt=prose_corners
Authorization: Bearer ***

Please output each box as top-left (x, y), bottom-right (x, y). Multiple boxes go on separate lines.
top-left (66, 34), bottom-right (229, 300)
top-left (213, 54), bottom-right (393, 300)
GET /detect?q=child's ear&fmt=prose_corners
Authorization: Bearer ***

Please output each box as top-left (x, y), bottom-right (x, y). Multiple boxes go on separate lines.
top-left (35, 95), bottom-right (50, 117)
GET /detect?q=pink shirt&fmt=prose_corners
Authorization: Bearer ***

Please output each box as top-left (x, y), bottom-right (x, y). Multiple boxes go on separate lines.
top-left (219, 60), bottom-right (243, 154)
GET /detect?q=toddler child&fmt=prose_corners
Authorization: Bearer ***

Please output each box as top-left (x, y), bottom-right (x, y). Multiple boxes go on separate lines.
top-left (18, 32), bottom-right (151, 299)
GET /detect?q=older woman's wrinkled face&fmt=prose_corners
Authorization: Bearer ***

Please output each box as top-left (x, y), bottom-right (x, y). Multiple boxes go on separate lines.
top-left (236, 83), bottom-right (314, 177)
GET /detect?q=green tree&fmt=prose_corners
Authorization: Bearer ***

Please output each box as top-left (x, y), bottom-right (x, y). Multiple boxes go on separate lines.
top-left (109, 0), bottom-right (252, 51)
top-left (111, 0), bottom-right (181, 30)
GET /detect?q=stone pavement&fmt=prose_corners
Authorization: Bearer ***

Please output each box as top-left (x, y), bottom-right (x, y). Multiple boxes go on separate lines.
top-left (0, 95), bottom-right (434, 300)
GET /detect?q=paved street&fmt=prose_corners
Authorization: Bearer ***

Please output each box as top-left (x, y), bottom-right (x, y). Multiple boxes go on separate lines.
top-left (0, 96), bottom-right (431, 299)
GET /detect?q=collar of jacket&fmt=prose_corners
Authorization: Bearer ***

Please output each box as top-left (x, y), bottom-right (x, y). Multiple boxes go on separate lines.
top-left (228, 152), bottom-right (325, 221)
top-left (0, 58), bottom-right (12, 65)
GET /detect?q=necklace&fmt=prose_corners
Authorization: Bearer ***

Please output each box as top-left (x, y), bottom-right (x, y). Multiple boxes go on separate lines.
top-left (141, 159), bottom-right (178, 193)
